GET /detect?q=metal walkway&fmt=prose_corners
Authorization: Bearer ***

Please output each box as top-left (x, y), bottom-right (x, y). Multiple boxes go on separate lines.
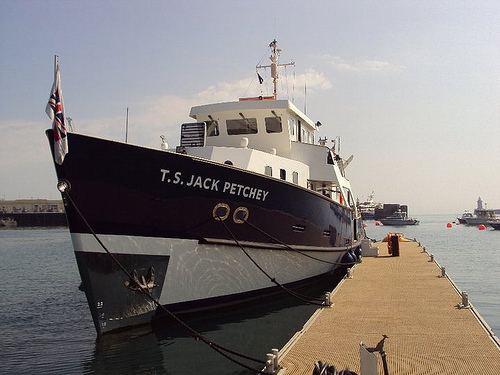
top-left (277, 240), bottom-right (500, 374)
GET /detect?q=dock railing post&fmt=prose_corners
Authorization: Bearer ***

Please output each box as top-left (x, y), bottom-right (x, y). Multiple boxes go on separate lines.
top-left (265, 352), bottom-right (276, 374)
top-left (324, 292), bottom-right (332, 307)
top-left (272, 348), bottom-right (279, 371)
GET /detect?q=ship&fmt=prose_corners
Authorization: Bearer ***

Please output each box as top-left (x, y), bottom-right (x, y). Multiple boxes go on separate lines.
top-left (46, 40), bottom-right (363, 335)
top-left (379, 210), bottom-right (419, 226)
top-left (357, 191), bottom-right (381, 220)
top-left (462, 197), bottom-right (500, 226)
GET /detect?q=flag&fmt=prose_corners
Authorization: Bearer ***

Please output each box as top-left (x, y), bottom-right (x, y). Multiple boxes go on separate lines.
top-left (257, 72), bottom-right (264, 84)
top-left (46, 56), bottom-right (68, 165)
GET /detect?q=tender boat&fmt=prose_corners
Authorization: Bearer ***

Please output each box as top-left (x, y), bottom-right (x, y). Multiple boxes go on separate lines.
top-left (0, 217), bottom-right (17, 227)
top-left (46, 40), bottom-right (363, 335)
top-left (379, 210), bottom-right (419, 226)
top-left (457, 211), bottom-right (473, 224)
top-left (491, 223), bottom-right (500, 230)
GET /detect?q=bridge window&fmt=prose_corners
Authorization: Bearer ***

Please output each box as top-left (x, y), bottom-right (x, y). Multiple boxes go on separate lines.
top-left (265, 117), bottom-right (282, 133)
top-left (206, 120), bottom-right (219, 137)
top-left (265, 166), bottom-right (273, 176)
top-left (292, 171), bottom-right (299, 184)
top-left (226, 118), bottom-right (258, 135)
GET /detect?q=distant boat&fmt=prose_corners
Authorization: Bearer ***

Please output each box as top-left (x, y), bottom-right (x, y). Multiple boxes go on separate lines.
top-left (462, 197), bottom-right (500, 226)
top-left (357, 191), bottom-right (381, 220)
top-left (457, 211), bottom-right (473, 224)
top-left (463, 210), bottom-right (500, 226)
top-left (0, 217), bottom-right (17, 228)
top-left (379, 210), bottom-right (419, 226)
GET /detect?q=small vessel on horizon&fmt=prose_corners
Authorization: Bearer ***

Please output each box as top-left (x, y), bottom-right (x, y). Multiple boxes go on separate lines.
top-left (457, 211), bottom-right (473, 224)
top-left (357, 191), bottom-right (381, 220)
top-left (462, 197), bottom-right (500, 226)
top-left (379, 210), bottom-right (419, 226)
top-left (0, 217), bottom-right (17, 228)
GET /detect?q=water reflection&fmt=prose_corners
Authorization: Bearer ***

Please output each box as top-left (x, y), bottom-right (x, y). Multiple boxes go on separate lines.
top-left (86, 272), bottom-right (344, 375)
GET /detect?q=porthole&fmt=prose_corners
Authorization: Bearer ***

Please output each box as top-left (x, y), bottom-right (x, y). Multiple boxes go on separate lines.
top-left (224, 160), bottom-right (233, 166)
top-left (233, 207), bottom-right (249, 224)
top-left (212, 203), bottom-right (230, 221)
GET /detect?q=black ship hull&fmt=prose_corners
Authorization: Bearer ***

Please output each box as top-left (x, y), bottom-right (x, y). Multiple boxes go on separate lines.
top-left (47, 130), bottom-right (361, 335)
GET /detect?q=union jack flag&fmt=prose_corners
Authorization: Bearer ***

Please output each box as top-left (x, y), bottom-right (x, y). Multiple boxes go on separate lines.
top-left (46, 56), bottom-right (68, 165)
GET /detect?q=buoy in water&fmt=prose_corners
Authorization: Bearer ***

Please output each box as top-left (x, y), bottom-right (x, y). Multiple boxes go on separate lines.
top-left (446, 223), bottom-right (452, 228)
top-left (478, 224), bottom-right (486, 230)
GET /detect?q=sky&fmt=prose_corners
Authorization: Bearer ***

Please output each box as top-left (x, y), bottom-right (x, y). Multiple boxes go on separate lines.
top-left (1, 0), bottom-right (499, 214)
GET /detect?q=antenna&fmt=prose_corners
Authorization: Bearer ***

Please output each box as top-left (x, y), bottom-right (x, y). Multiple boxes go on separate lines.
top-left (304, 80), bottom-right (307, 114)
top-left (256, 39), bottom-right (294, 99)
top-left (125, 107), bottom-right (129, 143)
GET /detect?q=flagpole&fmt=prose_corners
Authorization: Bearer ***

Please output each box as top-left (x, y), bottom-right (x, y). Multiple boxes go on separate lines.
top-left (54, 55), bottom-right (57, 79)
top-left (125, 107), bottom-right (129, 143)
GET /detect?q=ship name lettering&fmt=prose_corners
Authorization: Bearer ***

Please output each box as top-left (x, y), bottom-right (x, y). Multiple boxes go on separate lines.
top-left (223, 182), bottom-right (269, 202)
top-left (160, 169), bottom-right (268, 201)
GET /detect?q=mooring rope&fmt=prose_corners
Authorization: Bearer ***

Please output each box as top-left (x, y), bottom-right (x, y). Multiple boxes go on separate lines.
top-left (243, 219), bottom-right (358, 267)
top-left (216, 215), bottom-right (327, 306)
top-left (63, 192), bottom-right (270, 374)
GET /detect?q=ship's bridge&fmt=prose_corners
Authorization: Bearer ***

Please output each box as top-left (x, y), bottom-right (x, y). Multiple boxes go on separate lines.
top-left (189, 98), bottom-right (318, 159)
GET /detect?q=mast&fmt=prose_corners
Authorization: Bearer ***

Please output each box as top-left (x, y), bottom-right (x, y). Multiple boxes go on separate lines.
top-left (256, 39), bottom-right (295, 99)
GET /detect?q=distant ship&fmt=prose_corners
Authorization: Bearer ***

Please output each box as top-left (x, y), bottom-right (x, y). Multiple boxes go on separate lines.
top-left (357, 191), bottom-right (381, 220)
top-left (457, 211), bottom-right (473, 224)
top-left (379, 210), bottom-right (419, 226)
top-left (461, 197), bottom-right (500, 226)
top-left (0, 217), bottom-right (17, 227)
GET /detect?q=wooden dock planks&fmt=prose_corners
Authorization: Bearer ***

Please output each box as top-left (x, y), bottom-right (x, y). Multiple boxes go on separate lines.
top-left (278, 241), bottom-right (500, 374)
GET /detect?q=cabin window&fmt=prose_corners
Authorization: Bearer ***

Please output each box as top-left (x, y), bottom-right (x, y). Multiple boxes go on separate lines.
top-left (327, 151), bottom-right (334, 165)
top-left (292, 171), bottom-right (299, 184)
top-left (265, 166), bottom-right (273, 176)
top-left (226, 118), bottom-right (258, 135)
top-left (280, 169), bottom-right (286, 180)
top-left (205, 120), bottom-right (219, 137)
top-left (288, 118), bottom-right (295, 136)
top-left (301, 128), bottom-right (307, 143)
top-left (265, 117), bottom-right (282, 133)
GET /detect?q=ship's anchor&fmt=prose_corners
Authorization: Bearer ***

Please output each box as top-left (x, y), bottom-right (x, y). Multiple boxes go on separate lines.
top-left (124, 266), bottom-right (156, 291)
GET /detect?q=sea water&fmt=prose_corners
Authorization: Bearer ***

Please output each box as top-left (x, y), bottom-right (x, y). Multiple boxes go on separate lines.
top-left (0, 215), bottom-right (498, 374)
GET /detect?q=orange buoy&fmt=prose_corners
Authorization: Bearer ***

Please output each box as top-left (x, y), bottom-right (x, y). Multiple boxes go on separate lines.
top-left (446, 223), bottom-right (452, 228)
top-left (478, 224), bottom-right (486, 230)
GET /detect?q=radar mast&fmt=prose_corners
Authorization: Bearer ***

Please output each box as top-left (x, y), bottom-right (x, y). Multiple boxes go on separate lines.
top-left (256, 39), bottom-right (295, 99)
